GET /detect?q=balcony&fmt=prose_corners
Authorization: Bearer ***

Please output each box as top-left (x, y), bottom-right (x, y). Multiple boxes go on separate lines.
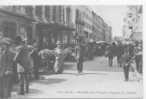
top-left (76, 19), bottom-right (85, 26)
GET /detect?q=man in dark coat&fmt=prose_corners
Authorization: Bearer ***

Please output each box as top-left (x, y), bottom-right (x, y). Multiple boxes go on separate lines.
top-left (14, 40), bottom-right (34, 95)
top-left (31, 42), bottom-right (41, 79)
top-left (135, 42), bottom-right (142, 74)
top-left (120, 45), bottom-right (131, 81)
top-left (75, 38), bottom-right (85, 73)
top-left (116, 42), bottom-right (124, 67)
top-left (0, 37), bottom-right (15, 99)
top-left (105, 42), bottom-right (117, 67)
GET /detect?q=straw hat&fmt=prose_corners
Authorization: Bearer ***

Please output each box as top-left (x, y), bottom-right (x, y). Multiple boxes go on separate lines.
top-left (0, 37), bottom-right (12, 46)
top-left (56, 41), bottom-right (63, 45)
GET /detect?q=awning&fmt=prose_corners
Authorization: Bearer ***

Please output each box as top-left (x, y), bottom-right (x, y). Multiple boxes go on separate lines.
top-left (36, 22), bottom-right (75, 31)
top-left (96, 41), bottom-right (106, 44)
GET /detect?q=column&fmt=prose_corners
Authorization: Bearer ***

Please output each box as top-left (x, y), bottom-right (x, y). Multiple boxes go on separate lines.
top-left (50, 6), bottom-right (53, 23)
top-left (45, 6), bottom-right (50, 22)
top-left (35, 6), bottom-right (42, 21)
top-left (32, 6), bottom-right (37, 20)
top-left (60, 6), bottom-right (64, 24)
top-left (32, 23), bottom-right (36, 41)
top-left (55, 6), bottom-right (59, 23)
top-left (42, 6), bottom-right (47, 23)
top-left (64, 6), bottom-right (67, 25)
top-left (16, 22), bottom-right (20, 37)
top-left (32, 6), bottom-right (37, 41)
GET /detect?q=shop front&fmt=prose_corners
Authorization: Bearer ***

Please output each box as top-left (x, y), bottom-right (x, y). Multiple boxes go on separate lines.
top-left (36, 22), bottom-right (75, 50)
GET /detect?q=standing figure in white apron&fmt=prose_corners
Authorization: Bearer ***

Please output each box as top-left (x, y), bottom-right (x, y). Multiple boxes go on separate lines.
top-left (53, 41), bottom-right (64, 74)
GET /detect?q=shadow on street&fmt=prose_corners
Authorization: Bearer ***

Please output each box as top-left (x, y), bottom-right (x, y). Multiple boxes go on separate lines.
top-left (63, 63), bottom-right (75, 70)
top-left (34, 78), bottom-right (67, 85)
top-left (79, 72), bottom-right (108, 75)
top-left (62, 72), bottom-right (108, 76)
top-left (28, 88), bottom-right (43, 94)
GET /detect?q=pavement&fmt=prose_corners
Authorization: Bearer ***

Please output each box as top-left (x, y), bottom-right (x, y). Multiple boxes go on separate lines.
top-left (10, 57), bottom-right (143, 99)
top-left (64, 56), bottom-right (123, 72)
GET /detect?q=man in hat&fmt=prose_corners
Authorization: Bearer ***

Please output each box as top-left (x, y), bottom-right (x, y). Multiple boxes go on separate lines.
top-left (75, 37), bottom-right (85, 74)
top-left (106, 42), bottom-right (117, 67)
top-left (31, 42), bottom-right (41, 79)
top-left (120, 44), bottom-right (131, 81)
top-left (135, 41), bottom-right (143, 74)
top-left (14, 36), bottom-right (34, 95)
top-left (0, 37), bottom-right (15, 99)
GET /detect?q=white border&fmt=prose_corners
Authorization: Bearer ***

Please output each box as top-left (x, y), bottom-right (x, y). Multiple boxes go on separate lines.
top-left (143, 1), bottom-right (145, 99)
top-left (0, 0), bottom-right (143, 5)
top-left (0, 0), bottom-right (145, 98)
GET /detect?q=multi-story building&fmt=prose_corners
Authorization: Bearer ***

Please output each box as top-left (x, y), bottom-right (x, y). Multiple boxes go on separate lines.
top-left (92, 11), bottom-right (103, 41)
top-left (81, 6), bottom-right (93, 40)
top-left (0, 6), bottom-right (112, 48)
top-left (104, 23), bottom-right (112, 41)
top-left (0, 6), bottom-right (76, 48)
top-left (129, 6), bottom-right (142, 41)
top-left (92, 11), bottom-right (112, 42)
top-left (0, 6), bottom-right (35, 44)
top-left (74, 7), bottom-right (85, 40)
top-left (123, 5), bottom-right (142, 41)
top-left (74, 6), bottom-right (111, 43)
top-left (25, 6), bottom-right (75, 49)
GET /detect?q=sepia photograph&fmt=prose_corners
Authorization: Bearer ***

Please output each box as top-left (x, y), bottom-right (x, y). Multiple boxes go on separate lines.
top-left (0, 4), bottom-right (143, 99)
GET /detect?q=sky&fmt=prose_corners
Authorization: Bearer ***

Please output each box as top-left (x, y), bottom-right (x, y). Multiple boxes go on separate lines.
top-left (90, 6), bottom-right (128, 38)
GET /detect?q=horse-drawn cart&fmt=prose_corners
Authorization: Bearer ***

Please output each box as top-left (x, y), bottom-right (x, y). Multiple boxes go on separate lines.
top-left (39, 47), bottom-right (73, 74)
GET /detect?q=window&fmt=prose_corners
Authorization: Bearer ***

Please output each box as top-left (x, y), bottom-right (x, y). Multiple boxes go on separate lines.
top-left (35, 6), bottom-right (42, 19)
top-left (52, 6), bottom-right (57, 22)
top-left (25, 6), bottom-right (33, 17)
top-left (2, 21), bottom-right (17, 39)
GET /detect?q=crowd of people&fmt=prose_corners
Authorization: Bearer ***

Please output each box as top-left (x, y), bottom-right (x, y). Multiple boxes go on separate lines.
top-left (105, 39), bottom-right (143, 81)
top-left (0, 31), bottom-right (143, 99)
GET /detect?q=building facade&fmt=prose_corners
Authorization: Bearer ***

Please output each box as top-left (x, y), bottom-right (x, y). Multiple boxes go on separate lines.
top-left (92, 11), bottom-right (104, 41)
top-left (25, 6), bottom-right (75, 49)
top-left (73, 6), bottom-right (86, 42)
top-left (73, 6), bottom-right (112, 43)
top-left (104, 23), bottom-right (112, 42)
top-left (123, 5), bottom-right (142, 41)
top-left (79, 6), bottom-right (93, 40)
top-left (0, 6), bottom-right (112, 48)
top-left (0, 6), bottom-right (35, 44)
top-left (92, 11), bottom-right (112, 42)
